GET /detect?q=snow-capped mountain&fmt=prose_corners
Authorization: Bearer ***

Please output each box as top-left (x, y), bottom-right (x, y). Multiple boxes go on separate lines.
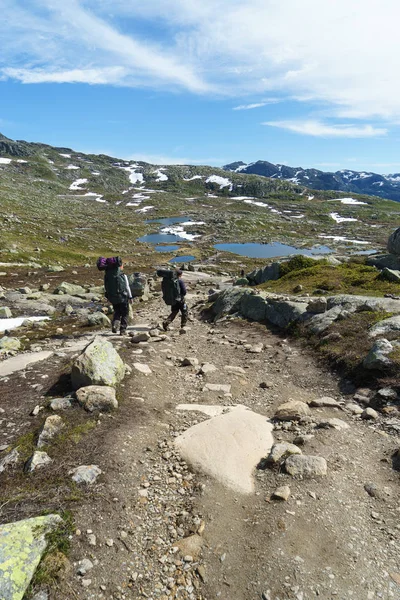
top-left (223, 160), bottom-right (400, 202)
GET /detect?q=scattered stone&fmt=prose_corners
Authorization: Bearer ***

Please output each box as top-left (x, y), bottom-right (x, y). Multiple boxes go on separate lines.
top-left (309, 396), bottom-right (341, 408)
top-left (0, 448), bottom-right (19, 473)
top-left (247, 344), bottom-right (263, 353)
top-left (81, 579), bottom-right (91, 588)
top-left (362, 407), bottom-right (379, 420)
top-left (259, 381), bottom-right (273, 389)
top-left (0, 514), bottom-right (62, 600)
top-left (70, 465), bottom-right (102, 484)
top-left (105, 538), bottom-right (114, 547)
top-left (0, 306), bottom-right (12, 318)
top-left (50, 397), bottom-right (72, 411)
top-left (363, 339), bottom-right (396, 370)
top-left (175, 406), bottom-right (274, 494)
top-left (307, 297), bottom-right (327, 314)
top-left (274, 400), bottom-right (311, 421)
top-left (71, 336), bottom-right (125, 389)
top-left (224, 365), bottom-right (245, 375)
top-left (380, 267), bottom-right (400, 283)
top-left (25, 451), bottom-right (52, 472)
top-left (200, 362), bottom-right (218, 374)
top-left (37, 415), bottom-right (65, 448)
top-left (202, 383), bottom-right (231, 393)
top-left (172, 534), bottom-right (203, 560)
top-left (369, 316), bottom-right (400, 338)
top-left (19, 286), bottom-right (32, 295)
top-left (54, 281), bottom-right (85, 296)
top-left (181, 357), bottom-right (199, 367)
top-left (345, 403), bottom-right (364, 415)
top-left (293, 434), bottom-right (314, 445)
top-left (87, 534), bottom-right (97, 546)
top-left (76, 385), bottom-right (118, 412)
top-left (271, 485), bottom-right (291, 501)
top-left (77, 558), bottom-right (94, 576)
top-left (130, 332), bottom-right (151, 343)
top-left (317, 418), bottom-right (350, 430)
top-left (376, 387), bottom-right (397, 401)
top-left (285, 455), bottom-right (327, 478)
top-left (87, 312), bottom-right (111, 327)
top-left (133, 363), bottom-right (152, 375)
top-left (266, 442), bottom-right (302, 465)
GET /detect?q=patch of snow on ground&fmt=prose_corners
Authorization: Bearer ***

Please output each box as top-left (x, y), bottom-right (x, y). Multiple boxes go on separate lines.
top-left (160, 226), bottom-right (200, 241)
top-left (233, 196), bottom-right (256, 200)
top-left (179, 221), bottom-right (205, 226)
top-left (154, 169), bottom-right (168, 182)
top-left (17, 159), bottom-right (28, 163)
top-left (183, 175), bottom-right (203, 181)
top-left (66, 165), bottom-right (80, 170)
top-left (136, 206), bottom-right (155, 213)
top-left (244, 199), bottom-right (269, 208)
top-left (329, 212), bottom-right (358, 223)
top-left (0, 158), bottom-right (12, 164)
top-left (92, 171), bottom-right (100, 175)
top-left (308, 195), bottom-right (315, 200)
top-left (69, 178), bottom-right (88, 191)
top-left (207, 194), bottom-right (219, 198)
top-left (206, 175), bottom-right (233, 190)
top-left (0, 316), bottom-right (50, 333)
top-left (121, 166), bottom-right (144, 184)
top-left (291, 214), bottom-right (305, 219)
top-left (329, 197), bottom-right (367, 205)
top-left (59, 153), bottom-right (71, 158)
top-left (319, 235), bottom-right (370, 244)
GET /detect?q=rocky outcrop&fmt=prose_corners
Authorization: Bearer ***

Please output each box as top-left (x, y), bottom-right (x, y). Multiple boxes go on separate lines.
top-left (247, 262), bottom-right (280, 285)
top-left (388, 226), bottom-right (400, 255)
top-left (54, 282), bottom-right (86, 296)
top-left (87, 312), bottom-right (111, 327)
top-left (71, 337), bottom-right (125, 390)
top-left (0, 514), bottom-right (62, 600)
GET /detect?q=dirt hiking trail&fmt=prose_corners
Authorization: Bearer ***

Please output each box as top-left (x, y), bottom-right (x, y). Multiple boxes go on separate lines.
top-left (0, 271), bottom-right (399, 600)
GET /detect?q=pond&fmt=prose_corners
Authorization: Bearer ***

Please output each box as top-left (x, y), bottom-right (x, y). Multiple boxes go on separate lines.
top-left (169, 255), bottom-right (196, 263)
top-left (155, 245), bottom-right (180, 253)
top-left (214, 242), bottom-right (332, 259)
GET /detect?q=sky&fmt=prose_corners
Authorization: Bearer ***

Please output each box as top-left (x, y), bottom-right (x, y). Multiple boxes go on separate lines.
top-left (1, 0), bottom-right (400, 171)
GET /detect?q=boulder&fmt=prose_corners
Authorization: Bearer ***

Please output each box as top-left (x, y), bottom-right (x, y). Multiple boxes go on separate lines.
top-left (0, 448), bottom-right (19, 473)
top-left (234, 277), bottom-right (249, 286)
top-left (175, 406), bottom-right (274, 494)
top-left (128, 273), bottom-right (149, 298)
top-left (363, 339), bottom-right (397, 370)
top-left (264, 298), bottom-right (309, 329)
top-left (76, 385), bottom-right (118, 412)
top-left (247, 262), bottom-right (280, 285)
top-left (0, 336), bottom-right (21, 353)
top-left (70, 465), bottom-right (102, 484)
top-left (285, 455), bottom-right (327, 478)
top-left (369, 315), bottom-right (400, 338)
top-left (0, 514), bottom-right (62, 600)
top-left (274, 400), bottom-right (311, 421)
top-left (388, 227), bottom-right (400, 255)
top-left (306, 297), bottom-right (327, 314)
top-left (25, 451), bottom-right (52, 472)
top-left (210, 287), bottom-right (251, 321)
top-left (71, 336), bottom-right (125, 389)
top-left (54, 281), bottom-right (86, 296)
top-left (37, 415), bottom-right (65, 448)
top-left (366, 253), bottom-right (400, 270)
top-left (240, 293), bottom-right (267, 321)
top-left (0, 306), bottom-right (12, 318)
top-left (87, 312), bottom-right (111, 327)
top-left (380, 267), bottom-right (400, 283)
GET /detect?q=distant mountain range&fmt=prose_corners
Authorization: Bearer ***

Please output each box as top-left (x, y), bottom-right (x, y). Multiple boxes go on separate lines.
top-left (223, 160), bottom-right (400, 202)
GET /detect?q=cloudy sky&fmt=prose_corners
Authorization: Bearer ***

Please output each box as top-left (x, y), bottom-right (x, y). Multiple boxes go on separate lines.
top-left (1, 0), bottom-right (400, 170)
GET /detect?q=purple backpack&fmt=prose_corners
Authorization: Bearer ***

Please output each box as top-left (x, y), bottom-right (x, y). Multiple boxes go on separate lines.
top-left (97, 256), bottom-right (122, 271)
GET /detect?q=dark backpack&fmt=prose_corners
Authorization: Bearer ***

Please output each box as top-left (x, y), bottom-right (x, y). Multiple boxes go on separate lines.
top-left (104, 269), bottom-right (128, 304)
top-left (97, 256), bottom-right (122, 271)
top-left (157, 269), bottom-right (181, 306)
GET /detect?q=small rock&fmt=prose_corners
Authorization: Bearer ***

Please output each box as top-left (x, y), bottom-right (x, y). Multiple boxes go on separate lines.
top-left (274, 400), bottom-right (311, 421)
top-left (133, 363), bottom-right (152, 375)
top-left (181, 357), bottom-right (199, 367)
top-left (76, 385), bottom-right (118, 412)
top-left (259, 381), bottom-right (273, 389)
top-left (271, 485), bottom-right (291, 501)
top-left (25, 451), bottom-right (52, 472)
top-left (362, 407), bottom-right (379, 420)
top-left (293, 434), bottom-right (314, 445)
top-left (87, 312), bottom-right (111, 327)
top-left (50, 397), bottom-right (72, 411)
top-left (285, 455), bottom-right (327, 478)
top-left (172, 534), bottom-right (203, 560)
top-left (130, 332), bottom-right (151, 343)
top-left (31, 405), bottom-right (41, 416)
top-left (345, 403), bottom-right (363, 415)
top-left (266, 443), bottom-right (302, 465)
top-left (70, 465), bottom-right (102, 484)
top-left (247, 344), bottom-right (263, 354)
top-left (200, 363), bottom-right (218, 374)
top-left (37, 415), bottom-right (65, 448)
top-left (87, 534), bottom-right (97, 546)
top-left (105, 538), bottom-right (114, 547)
top-left (77, 558), bottom-right (94, 576)
top-left (202, 383), bottom-right (231, 393)
top-left (0, 306), bottom-right (12, 318)
top-left (317, 418), bottom-right (349, 431)
top-left (224, 365), bottom-right (245, 375)
top-left (309, 396), bottom-right (341, 408)
top-left (81, 579), bottom-right (91, 588)
top-left (0, 448), bottom-right (19, 473)
top-left (0, 336), bottom-right (21, 353)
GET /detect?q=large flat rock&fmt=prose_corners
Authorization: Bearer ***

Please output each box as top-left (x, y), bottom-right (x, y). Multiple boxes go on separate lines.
top-left (0, 351), bottom-right (53, 377)
top-left (0, 514), bottom-right (62, 600)
top-left (175, 406), bottom-right (273, 494)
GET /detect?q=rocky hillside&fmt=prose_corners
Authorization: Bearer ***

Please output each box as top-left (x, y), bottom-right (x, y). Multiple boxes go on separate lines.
top-left (223, 160), bottom-right (400, 202)
top-left (1, 132), bottom-right (400, 272)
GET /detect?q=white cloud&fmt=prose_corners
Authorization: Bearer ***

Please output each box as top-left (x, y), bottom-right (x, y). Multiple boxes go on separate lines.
top-left (2, 67), bottom-right (127, 85)
top-left (2, 0), bottom-right (400, 123)
top-left (264, 120), bottom-right (387, 138)
top-left (233, 99), bottom-right (280, 110)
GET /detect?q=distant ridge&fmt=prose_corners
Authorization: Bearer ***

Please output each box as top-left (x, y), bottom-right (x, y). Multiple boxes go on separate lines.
top-left (223, 160), bottom-right (400, 202)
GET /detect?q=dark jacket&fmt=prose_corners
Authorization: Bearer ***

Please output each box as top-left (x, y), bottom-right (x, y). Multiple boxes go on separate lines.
top-left (104, 267), bottom-right (131, 305)
top-left (178, 279), bottom-right (187, 297)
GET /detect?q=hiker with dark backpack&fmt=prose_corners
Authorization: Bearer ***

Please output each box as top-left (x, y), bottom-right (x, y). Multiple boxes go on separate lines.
top-left (157, 269), bottom-right (188, 331)
top-left (97, 256), bottom-right (132, 335)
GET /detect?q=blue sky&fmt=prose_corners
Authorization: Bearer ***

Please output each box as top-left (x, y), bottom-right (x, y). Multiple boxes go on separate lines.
top-left (1, 0), bottom-right (400, 171)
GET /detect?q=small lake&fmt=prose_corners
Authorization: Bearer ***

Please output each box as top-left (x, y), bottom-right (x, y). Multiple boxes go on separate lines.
top-left (169, 255), bottom-right (196, 263)
top-left (214, 242), bottom-right (332, 259)
top-left (155, 245), bottom-right (180, 253)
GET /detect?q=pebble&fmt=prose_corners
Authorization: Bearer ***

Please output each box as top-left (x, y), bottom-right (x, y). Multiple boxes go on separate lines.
top-left (362, 407), bottom-right (379, 420)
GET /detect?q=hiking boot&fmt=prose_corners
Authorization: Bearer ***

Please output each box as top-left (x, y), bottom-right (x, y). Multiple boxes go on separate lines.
top-left (162, 321), bottom-right (169, 331)
top-left (112, 320), bottom-right (120, 334)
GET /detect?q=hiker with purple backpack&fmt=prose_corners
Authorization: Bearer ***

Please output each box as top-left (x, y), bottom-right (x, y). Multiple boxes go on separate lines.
top-left (97, 256), bottom-right (132, 335)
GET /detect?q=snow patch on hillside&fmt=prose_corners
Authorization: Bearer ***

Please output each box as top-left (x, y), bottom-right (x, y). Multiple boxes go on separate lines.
top-left (59, 153), bottom-right (71, 158)
top-left (183, 175), bottom-right (203, 181)
top-left (329, 212), bottom-right (359, 223)
top-left (330, 197), bottom-right (367, 206)
top-left (66, 165), bottom-right (80, 170)
top-left (154, 169), bottom-right (168, 182)
top-left (121, 165), bottom-right (144, 184)
top-left (206, 175), bottom-right (233, 190)
top-left (0, 158), bottom-right (12, 164)
top-left (69, 178), bottom-right (88, 191)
